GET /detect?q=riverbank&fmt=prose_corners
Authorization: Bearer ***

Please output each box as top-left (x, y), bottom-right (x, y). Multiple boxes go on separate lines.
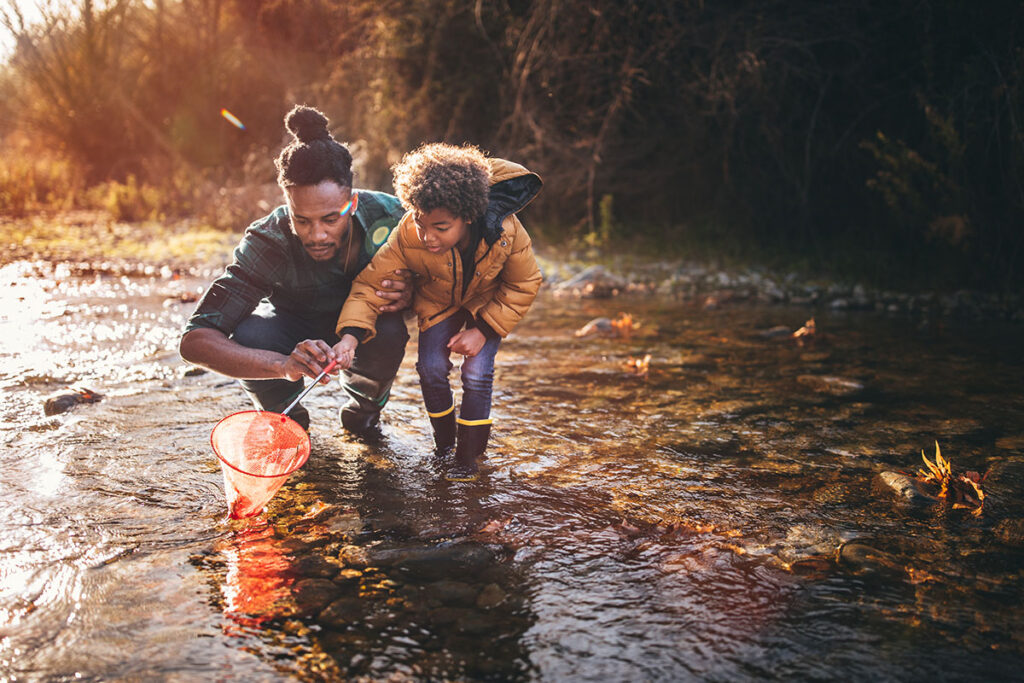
top-left (3, 212), bottom-right (1022, 323)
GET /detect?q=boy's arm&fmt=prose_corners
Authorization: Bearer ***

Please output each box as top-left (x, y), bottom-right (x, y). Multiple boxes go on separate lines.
top-left (336, 219), bottom-right (412, 342)
top-left (476, 217), bottom-right (543, 337)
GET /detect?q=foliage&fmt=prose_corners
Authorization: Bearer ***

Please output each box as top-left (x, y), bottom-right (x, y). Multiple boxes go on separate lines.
top-left (0, 0), bottom-right (1022, 291)
top-left (916, 441), bottom-right (988, 515)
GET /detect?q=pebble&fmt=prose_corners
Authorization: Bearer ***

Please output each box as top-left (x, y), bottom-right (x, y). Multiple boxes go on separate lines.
top-left (43, 387), bottom-right (103, 416)
top-left (872, 471), bottom-right (935, 505)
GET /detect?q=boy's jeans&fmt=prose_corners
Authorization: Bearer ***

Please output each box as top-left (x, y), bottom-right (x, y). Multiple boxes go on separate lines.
top-left (230, 302), bottom-right (408, 428)
top-left (415, 309), bottom-right (501, 421)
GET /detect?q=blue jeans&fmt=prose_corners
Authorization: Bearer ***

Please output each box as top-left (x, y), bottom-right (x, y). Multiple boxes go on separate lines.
top-left (415, 309), bottom-right (501, 422)
top-left (231, 302), bottom-right (408, 425)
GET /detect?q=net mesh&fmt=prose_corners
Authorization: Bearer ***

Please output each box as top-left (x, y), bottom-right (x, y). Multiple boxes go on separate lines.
top-left (211, 411), bottom-right (310, 477)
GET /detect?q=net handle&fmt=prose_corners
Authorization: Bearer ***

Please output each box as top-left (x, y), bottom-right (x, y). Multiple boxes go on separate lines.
top-left (282, 359), bottom-right (338, 416)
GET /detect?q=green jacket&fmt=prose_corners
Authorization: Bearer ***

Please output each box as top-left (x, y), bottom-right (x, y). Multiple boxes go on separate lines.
top-left (185, 189), bottom-right (404, 334)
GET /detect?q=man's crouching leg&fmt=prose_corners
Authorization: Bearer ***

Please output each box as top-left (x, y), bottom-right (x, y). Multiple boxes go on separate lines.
top-left (340, 311), bottom-right (409, 439)
top-left (232, 305), bottom-right (312, 431)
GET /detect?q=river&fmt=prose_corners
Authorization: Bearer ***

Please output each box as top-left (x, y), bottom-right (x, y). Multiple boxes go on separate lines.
top-left (1, 259), bottom-right (1023, 681)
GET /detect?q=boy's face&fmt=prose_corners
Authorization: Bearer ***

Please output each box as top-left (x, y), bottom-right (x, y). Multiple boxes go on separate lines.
top-left (413, 207), bottom-right (470, 254)
top-left (285, 181), bottom-right (358, 262)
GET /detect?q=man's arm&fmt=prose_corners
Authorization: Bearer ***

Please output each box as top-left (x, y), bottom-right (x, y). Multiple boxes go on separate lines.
top-left (375, 268), bottom-right (413, 313)
top-left (179, 328), bottom-right (337, 384)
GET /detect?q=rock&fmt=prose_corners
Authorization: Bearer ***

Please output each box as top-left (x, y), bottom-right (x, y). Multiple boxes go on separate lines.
top-left (757, 325), bottom-right (792, 339)
top-left (872, 471), bottom-right (936, 505)
top-left (475, 583), bottom-right (506, 609)
top-left (368, 543), bottom-right (496, 581)
top-left (993, 519), bottom-right (1024, 547)
top-left (837, 542), bottom-right (904, 575)
top-left (555, 265), bottom-right (626, 298)
top-left (427, 580), bottom-right (478, 606)
top-left (995, 435), bottom-right (1024, 451)
top-left (292, 578), bottom-right (342, 616)
top-left (43, 387), bottom-right (103, 416)
top-left (574, 317), bottom-right (613, 338)
top-left (338, 545), bottom-right (370, 568)
top-left (293, 553), bottom-right (340, 579)
top-left (796, 375), bottom-right (864, 396)
top-left (182, 365), bottom-right (207, 377)
top-left (319, 596), bottom-right (365, 627)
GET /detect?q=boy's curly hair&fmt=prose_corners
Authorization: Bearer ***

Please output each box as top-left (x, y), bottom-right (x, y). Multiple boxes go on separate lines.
top-left (391, 143), bottom-right (490, 222)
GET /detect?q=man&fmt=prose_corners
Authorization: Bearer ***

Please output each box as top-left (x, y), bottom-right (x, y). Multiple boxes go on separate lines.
top-left (179, 104), bottom-right (410, 436)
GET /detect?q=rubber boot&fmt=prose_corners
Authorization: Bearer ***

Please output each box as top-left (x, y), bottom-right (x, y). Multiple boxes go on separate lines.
top-left (339, 405), bottom-right (384, 442)
top-left (445, 420), bottom-right (491, 482)
top-left (428, 408), bottom-right (456, 457)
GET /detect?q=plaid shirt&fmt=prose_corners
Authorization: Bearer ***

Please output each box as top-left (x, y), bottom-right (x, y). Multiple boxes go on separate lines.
top-left (184, 189), bottom-right (404, 335)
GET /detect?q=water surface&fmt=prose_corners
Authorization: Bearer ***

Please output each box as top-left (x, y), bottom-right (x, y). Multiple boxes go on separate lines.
top-left (1, 261), bottom-right (1023, 680)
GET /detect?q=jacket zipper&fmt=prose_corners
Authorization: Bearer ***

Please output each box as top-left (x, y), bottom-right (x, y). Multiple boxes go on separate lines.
top-left (426, 247), bottom-right (460, 322)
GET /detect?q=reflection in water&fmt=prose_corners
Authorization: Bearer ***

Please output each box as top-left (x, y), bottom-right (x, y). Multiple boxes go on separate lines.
top-left (1, 262), bottom-right (1024, 679)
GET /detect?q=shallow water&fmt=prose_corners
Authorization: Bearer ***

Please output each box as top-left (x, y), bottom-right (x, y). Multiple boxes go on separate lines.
top-left (2, 261), bottom-right (1023, 681)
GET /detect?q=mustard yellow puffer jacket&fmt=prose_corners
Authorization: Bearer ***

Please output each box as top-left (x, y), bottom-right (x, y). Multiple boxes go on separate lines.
top-left (335, 158), bottom-right (543, 341)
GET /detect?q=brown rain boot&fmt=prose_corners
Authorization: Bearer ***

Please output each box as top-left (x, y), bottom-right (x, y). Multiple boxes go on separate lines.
top-left (445, 419), bottom-right (491, 482)
top-left (428, 408), bottom-right (457, 457)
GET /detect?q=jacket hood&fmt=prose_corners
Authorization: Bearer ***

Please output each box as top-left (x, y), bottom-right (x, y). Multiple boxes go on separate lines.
top-left (479, 158), bottom-right (542, 245)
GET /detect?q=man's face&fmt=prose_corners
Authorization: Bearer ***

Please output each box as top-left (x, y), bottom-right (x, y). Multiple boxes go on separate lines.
top-left (285, 181), bottom-right (358, 262)
top-left (413, 207), bottom-right (470, 254)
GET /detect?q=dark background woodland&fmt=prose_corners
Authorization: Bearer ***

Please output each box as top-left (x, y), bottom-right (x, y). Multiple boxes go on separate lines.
top-left (1, 0), bottom-right (1022, 291)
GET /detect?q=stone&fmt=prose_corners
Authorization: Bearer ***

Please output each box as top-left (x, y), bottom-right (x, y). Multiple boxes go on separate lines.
top-left (993, 519), bottom-right (1024, 547)
top-left (43, 387), bottom-right (103, 416)
top-left (872, 471), bottom-right (935, 505)
top-left (837, 542), bottom-right (904, 575)
top-left (293, 553), bottom-right (339, 579)
top-left (319, 596), bottom-right (365, 627)
top-left (292, 578), bottom-right (341, 616)
top-left (475, 583), bottom-right (506, 609)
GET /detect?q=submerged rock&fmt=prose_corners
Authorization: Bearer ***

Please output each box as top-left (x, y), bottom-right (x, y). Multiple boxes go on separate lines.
top-left (796, 375), bottom-right (864, 396)
top-left (292, 578), bottom-right (341, 616)
top-left (872, 471), bottom-right (936, 505)
top-left (574, 317), bottom-right (613, 337)
top-left (837, 542), bottom-right (904, 575)
top-left (368, 543), bottom-right (497, 581)
top-left (43, 387), bottom-right (103, 415)
top-left (993, 519), bottom-right (1024, 547)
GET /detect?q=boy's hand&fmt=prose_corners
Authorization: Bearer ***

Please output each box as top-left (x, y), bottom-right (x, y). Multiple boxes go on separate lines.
top-left (447, 328), bottom-right (486, 357)
top-left (331, 334), bottom-right (359, 370)
top-left (377, 269), bottom-right (414, 313)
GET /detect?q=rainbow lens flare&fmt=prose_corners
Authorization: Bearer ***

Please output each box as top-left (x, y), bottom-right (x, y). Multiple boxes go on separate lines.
top-left (220, 108), bottom-right (246, 130)
top-left (339, 198), bottom-right (354, 217)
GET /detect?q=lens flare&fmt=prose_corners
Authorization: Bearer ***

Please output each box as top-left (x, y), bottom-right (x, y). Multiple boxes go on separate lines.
top-left (220, 108), bottom-right (246, 130)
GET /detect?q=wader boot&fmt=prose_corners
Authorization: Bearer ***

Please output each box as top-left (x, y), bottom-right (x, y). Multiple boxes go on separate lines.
top-left (445, 419), bottom-right (491, 482)
top-left (428, 406), bottom-right (457, 457)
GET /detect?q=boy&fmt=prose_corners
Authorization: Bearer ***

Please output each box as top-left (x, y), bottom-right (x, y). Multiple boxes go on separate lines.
top-left (332, 143), bottom-right (542, 480)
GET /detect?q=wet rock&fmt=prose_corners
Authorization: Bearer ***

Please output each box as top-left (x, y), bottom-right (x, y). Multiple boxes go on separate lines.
top-left (338, 545), bottom-right (370, 568)
top-left (182, 365), bottom-right (207, 377)
top-left (796, 375), bottom-right (864, 396)
top-left (320, 510), bottom-right (363, 536)
top-left (333, 568), bottom-right (363, 585)
top-left (574, 317), bottom-right (612, 337)
top-left (993, 519), bottom-right (1024, 547)
top-left (475, 583), bottom-right (506, 609)
top-left (293, 578), bottom-right (342, 616)
top-left (872, 471), bottom-right (936, 505)
top-left (427, 580), bottom-right (478, 606)
top-left (43, 387), bottom-right (103, 416)
top-left (319, 596), bottom-right (365, 627)
top-left (555, 265), bottom-right (626, 298)
top-left (757, 325), bottom-right (792, 339)
top-left (457, 611), bottom-right (501, 635)
top-left (293, 553), bottom-right (339, 579)
top-left (368, 543), bottom-right (496, 581)
top-left (995, 434), bottom-right (1024, 451)
top-left (427, 606), bottom-right (471, 626)
top-left (837, 542), bottom-right (904, 575)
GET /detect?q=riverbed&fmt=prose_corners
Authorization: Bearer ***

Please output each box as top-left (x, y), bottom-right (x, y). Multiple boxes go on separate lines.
top-left (1, 259), bottom-right (1023, 680)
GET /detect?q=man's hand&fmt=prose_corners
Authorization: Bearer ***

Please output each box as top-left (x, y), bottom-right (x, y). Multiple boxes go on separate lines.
top-left (447, 328), bottom-right (486, 357)
top-left (331, 334), bottom-right (359, 370)
top-left (376, 268), bottom-right (414, 313)
top-left (283, 339), bottom-right (337, 384)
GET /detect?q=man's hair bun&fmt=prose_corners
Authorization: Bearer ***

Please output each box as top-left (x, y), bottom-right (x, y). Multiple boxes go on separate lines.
top-left (285, 105), bottom-right (332, 144)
